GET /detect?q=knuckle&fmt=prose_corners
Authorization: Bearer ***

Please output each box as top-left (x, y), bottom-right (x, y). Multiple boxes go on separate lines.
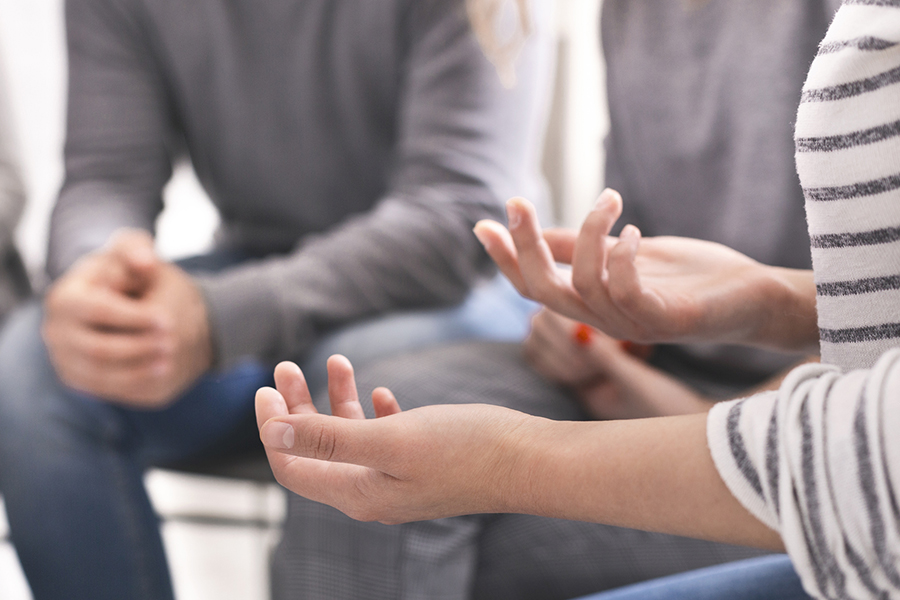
top-left (310, 422), bottom-right (336, 461)
top-left (571, 269), bottom-right (596, 298)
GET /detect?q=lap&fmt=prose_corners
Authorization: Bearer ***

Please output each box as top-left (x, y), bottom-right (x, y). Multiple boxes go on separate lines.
top-left (0, 275), bottom-right (534, 468)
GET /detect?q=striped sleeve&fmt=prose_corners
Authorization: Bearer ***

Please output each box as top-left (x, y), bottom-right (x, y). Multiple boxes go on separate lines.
top-left (709, 3), bottom-right (900, 599)
top-left (795, 0), bottom-right (900, 370)
top-left (708, 350), bottom-right (900, 600)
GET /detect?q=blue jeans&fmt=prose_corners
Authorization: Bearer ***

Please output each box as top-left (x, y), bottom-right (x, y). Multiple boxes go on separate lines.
top-left (571, 555), bottom-right (811, 600)
top-left (0, 260), bottom-right (535, 600)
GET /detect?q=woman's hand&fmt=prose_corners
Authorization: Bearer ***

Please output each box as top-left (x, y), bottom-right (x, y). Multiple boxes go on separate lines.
top-left (523, 308), bottom-right (616, 388)
top-left (256, 355), bottom-right (783, 549)
top-left (474, 190), bottom-right (818, 352)
top-left (256, 356), bottom-right (538, 524)
top-left (524, 308), bottom-right (710, 419)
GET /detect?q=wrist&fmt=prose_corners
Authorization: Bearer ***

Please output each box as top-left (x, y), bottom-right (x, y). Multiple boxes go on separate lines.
top-left (752, 267), bottom-right (818, 352)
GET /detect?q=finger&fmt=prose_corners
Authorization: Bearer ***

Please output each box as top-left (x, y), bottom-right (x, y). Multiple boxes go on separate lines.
top-left (525, 335), bottom-right (591, 384)
top-left (542, 228), bottom-right (577, 264)
top-left (45, 325), bottom-right (168, 366)
top-left (606, 224), bottom-right (647, 318)
top-left (255, 386), bottom-right (316, 488)
top-left (64, 289), bottom-right (163, 332)
top-left (105, 229), bottom-right (160, 295)
top-left (273, 361), bottom-right (318, 415)
top-left (523, 324), bottom-right (583, 381)
top-left (571, 188), bottom-right (623, 312)
top-left (372, 387), bottom-right (401, 417)
top-left (52, 354), bottom-right (171, 406)
top-left (473, 220), bottom-right (527, 292)
top-left (256, 386), bottom-right (290, 430)
top-left (505, 198), bottom-right (564, 296)
top-left (260, 412), bottom-right (389, 468)
top-left (327, 355), bottom-right (366, 419)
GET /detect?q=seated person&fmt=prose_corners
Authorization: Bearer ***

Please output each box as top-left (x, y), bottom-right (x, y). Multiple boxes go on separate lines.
top-left (258, 5), bottom-right (900, 599)
top-left (0, 0), bottom-right (553, 598)
top-left (265, 1), bottom-right (837, 599)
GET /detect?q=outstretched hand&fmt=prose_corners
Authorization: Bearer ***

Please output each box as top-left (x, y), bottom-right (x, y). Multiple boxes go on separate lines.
top-left (256, 356), bottom-right (539, 524)
top-left (256, 356), bottom-right (784, 549)
top-left (474, 189), bottom-right (817, 351)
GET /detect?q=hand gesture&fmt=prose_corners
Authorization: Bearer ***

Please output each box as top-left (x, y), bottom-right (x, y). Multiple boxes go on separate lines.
top-left (256, 357), bottom-right (538, 523)
top-left (474, 189), bottom-right (817, 351)
top-left (523, 308), bottom-right (636, 388)
top-left (42, 229), bottom-right (213, 407)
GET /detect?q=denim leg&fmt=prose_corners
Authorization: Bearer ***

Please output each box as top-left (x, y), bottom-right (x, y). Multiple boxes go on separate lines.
top-left (570, 555), bottom-right (811, 600)
top-left (0, 302), bottom-right (272, 600)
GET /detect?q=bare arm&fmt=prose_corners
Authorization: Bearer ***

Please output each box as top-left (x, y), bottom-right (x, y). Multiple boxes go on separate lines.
top-left (475, 191), bottom-right (819, 353)
top-left (256, 357), bottom-right (783, 551)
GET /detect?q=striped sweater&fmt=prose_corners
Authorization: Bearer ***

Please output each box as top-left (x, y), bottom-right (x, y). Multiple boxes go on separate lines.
top-left (708, 2), bottom-right (900, 599)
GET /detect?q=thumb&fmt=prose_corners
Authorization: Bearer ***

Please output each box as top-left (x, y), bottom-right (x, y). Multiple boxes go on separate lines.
top-left (261, 413), bottom-right (391, 470)
top-left (105, 229), bottom-right (160, 295)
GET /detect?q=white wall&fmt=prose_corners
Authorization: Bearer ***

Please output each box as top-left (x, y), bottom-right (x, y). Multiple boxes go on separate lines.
top-left (0, 0), bottom-right (219, 281)
top-left (548, 0), bottom-right (606, 227)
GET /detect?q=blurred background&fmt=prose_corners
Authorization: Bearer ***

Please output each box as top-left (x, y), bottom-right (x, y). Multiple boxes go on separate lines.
top-left (0, 0), bottom-right (606, 597)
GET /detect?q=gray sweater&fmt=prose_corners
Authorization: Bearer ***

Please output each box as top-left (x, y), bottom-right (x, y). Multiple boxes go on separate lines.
top-left (601, 0), bottom-right (841, 395)
top-left (53, 0), bottom-right (553, 365)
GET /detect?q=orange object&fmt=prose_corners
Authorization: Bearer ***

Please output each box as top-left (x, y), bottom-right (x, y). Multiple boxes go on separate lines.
top-left (573, 323), bottom-right (594, 346)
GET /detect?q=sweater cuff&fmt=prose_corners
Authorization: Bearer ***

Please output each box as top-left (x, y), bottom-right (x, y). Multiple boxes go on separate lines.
top-left (707, 396), bottom-right (782, 533)
top-left (195, 269), bottom-right (285, 368)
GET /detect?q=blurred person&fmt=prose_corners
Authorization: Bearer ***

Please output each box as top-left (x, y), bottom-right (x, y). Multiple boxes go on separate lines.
top-left (0, 0), bottom-right (555, 598)
top-left (267, 2), bottom-right (838, 599)
top-left (257, 6), bottom-right (900, 599)
top-left (0, 46), bottom-right (31, 321)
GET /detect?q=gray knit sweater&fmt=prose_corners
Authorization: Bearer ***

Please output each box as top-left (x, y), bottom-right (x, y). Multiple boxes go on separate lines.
top-left (52, 0), bottom-right (554, 365)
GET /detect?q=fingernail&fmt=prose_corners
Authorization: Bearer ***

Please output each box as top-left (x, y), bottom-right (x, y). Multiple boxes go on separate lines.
top-left (620, 225), bottom-right (640, 260)
top-left (262, 421), bottom-right (294, 450)
top-left (506, 201), bottom-right (521, 230)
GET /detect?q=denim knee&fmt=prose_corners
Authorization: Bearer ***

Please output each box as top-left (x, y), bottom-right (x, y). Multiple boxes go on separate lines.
top-left (0, 302), bottom-right (130, 477)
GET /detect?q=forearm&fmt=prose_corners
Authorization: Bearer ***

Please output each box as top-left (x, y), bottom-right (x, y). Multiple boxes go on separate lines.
top-left (50, 0), bottom-right (175, 278)
top-left (501, 413), bottom-right (784, 550)
top-left (198, 195), bottom-right (496, 366)
top-left (581, 349), bottom-right (711, 418)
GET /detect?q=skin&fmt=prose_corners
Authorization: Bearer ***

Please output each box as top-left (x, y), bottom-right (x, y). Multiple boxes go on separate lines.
top-left (42, 228), bottom-right (213, 407)
top-left (257, 190), bottom-right (819, 550)
top-left (524, 308), bottom-right (815, 420)
top-left (474, 189), bottom-right (819, 353)
top-left (524, 308), bottom-right (710, 419)
top-left (256, 357), bottom-right (784, 550)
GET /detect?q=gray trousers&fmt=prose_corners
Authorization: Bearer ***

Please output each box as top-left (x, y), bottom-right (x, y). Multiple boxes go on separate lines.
top-left (271, 342), bottom-right (765, 600)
